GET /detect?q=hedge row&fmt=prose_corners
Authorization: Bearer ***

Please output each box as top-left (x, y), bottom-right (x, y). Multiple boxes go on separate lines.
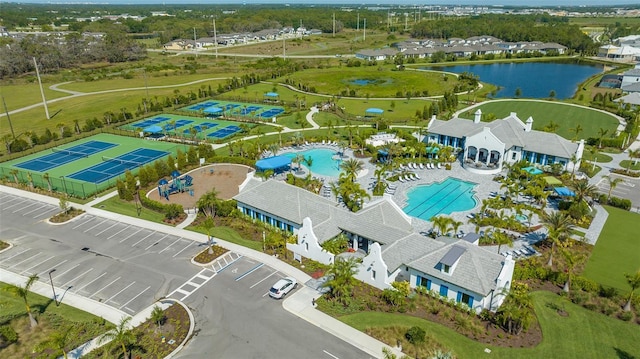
top-left (138, 190), bottom-right (183, 219)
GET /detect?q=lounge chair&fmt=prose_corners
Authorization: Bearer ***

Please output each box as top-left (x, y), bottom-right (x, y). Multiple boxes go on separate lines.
top-left (414, 173), bottom-right (421, 180)
top-left (427, 163), bottom-right (433, 169)
top-left (437, 163), bottom-right (442, 169)
top-left (405, 175), bottom-right (414, 181)
top-left (398, 177), bottom-right (405, 183)
top-left (419, 163), bottom-right (425, 169)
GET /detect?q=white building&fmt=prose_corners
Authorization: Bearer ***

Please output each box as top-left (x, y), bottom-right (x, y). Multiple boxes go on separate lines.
top-left (233, 180), bottom-right (515, 313)
top-left (425, 110), bottom-right (584, 175)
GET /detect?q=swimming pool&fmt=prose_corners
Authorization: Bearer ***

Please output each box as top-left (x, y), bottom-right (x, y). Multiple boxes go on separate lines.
top-left (403, 178), bottom-right (477, 221)
top-left (283, 148), bottom-right (342, 177)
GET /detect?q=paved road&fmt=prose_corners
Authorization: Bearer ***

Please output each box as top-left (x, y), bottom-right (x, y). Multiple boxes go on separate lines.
top-left (174, 256), bottom-right (371, 359)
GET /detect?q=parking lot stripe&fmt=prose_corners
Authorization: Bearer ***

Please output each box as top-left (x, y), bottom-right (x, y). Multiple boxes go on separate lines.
top-left (74, 272), bottom-right (105, 293)
top-left (92, 276), bottom-right (121, 297)
top-left (108, 225), bottom-right (130, 240)
top-left (23, 204), bottom-right (47, 216)
top-left (0, 248), bottom-right (31, 264)
top-left (4, 200), bottom-right (26, 210)
top-left (174, 288), bottom-right (190, 296)
top-left (72, 216), bottom-right (94, 229)
top-left (21, 255), bottom-right (55, 274)
top-left (95, 222), bottom-right (119, 236)
top-left (235, 263), bottom-right (264, 281)
top-left (9, 252), bottom-right (42, 269)
top-left (105, 281), bottom-right (136, 304)
top-left (323, 350), bottom-right (340, 359)
top-left (132, 231), bottom-right (156, 247)
top-left (119, 286), bottom-right (150, 310)
top-left (144, 234), bottom-right (169, 250)
top-left (172, 241), bottom-right (194, 258)
top-left (250, 270), bottom-right (278, 289)
top-left (33, 207), bottom-right (57, 219)
top-left (119, 228), bottom-right (142, 243)
top-left (13, 201), bottom-right (39, 213)
top-left (53, 263), bottom-right (79, 280)
top-left (159, 237), bottom-right (183, 254)
top-left (84, 219), bottom-right (108, 233)
top-left (37, 259), bottom-right (68, 277)
top-left (61, 268), bottom-right (93, 288)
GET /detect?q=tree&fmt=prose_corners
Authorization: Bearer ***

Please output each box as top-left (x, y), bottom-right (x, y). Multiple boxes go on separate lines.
top-left (339, 158), bottom-right (364, 182)
top-left (59, 195), bottom-right (70, 215)
top-left (276, 126), bottom-right (284, 146)
top-left (201, 217), bottom-right (215, 254)
top-left (560, 247), bottom-right (585, 295)
top-left (6, 274), bottom-right (39, 328)
top-left (494, 230), bottom-right (514, 254)
top-left (196, 189), bottom-right (219, 218)
top-left (496, 282), bottom-right (534, 335)
top-left (626, 148), bottom-right (640, 173)
top-left (149, 305), bottom-right (165, 329)
top-left (382, 347), bottom-right (410, 359)
top-left (540, 211), bottom-right (573, 267)
top-left (571, 179), bottom-right (597, 205)
top-left (43, 172), bottom-right (52, 192)
top-left (549, 89), bottom-right (556, 99)
top-left (323, 257), bottom-right (360, 306)
top-left (603, 175), bottom-right (623, 203)
top-left (623, 269), bottom-right (640, 312)
top-left (597, 128), bottom-right (608, 149)
top-left (405, 326), bottom-right (426, 359)
top-left (100, 316), bottom-right (135, 359)
top-left (570, 124), bottom-right (583, 142)
top-left (39, 325), bottom-right (74, 359)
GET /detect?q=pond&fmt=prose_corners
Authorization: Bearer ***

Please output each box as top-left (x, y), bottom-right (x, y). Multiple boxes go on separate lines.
top-left (424, 60), bottom-right (604, 99)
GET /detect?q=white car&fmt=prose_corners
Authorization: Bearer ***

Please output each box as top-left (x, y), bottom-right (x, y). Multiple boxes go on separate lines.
top-left (269, 277), bottom-right (297, 299)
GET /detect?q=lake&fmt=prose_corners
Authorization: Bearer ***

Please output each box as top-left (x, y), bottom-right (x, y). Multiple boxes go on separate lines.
top-left (424, 60), bottom-right (604, 99)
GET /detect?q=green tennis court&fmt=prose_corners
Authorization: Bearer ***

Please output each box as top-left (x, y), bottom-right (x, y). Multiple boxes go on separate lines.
top-left (0, 133), bottom-right (180, 198)
top-left (120, 113), bottom-right (253, 141)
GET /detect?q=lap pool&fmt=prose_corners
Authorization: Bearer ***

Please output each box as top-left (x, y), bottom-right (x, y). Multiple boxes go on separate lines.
top-left (403, 177), bottom-right (477, 221)
top-left (283, 148), bottom-right (342, 177)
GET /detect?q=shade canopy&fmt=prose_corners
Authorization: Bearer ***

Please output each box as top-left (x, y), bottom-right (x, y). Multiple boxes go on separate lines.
top-left (144, 125), bottom-right (163, 133)
top-left (256, 156), bottom-right (291, 171)
top-left (264, 92), bottom-right (279, 98)
top-left (544, 176), bottom-right (563, 186)
top-left (204, 106), bottom-right (223, 114)
top-left (554, 187), bottom-right (575, 197)
top-left (365, 108), bottom-right (384, 114)
top-left (158, 178), bottom-right (169, 185)
top-left (171, 170), bottom-right (181, 178)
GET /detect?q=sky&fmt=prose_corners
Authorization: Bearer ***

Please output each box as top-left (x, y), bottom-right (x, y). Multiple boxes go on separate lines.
top-left (1, 0), bottom-right (637, 6)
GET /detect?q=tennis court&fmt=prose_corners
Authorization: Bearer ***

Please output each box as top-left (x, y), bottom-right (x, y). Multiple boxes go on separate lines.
top-left (182, 122), bottom-right (218, 134)
top-left (0, 134), bottom-right (179, 198)
top-left (164, 119), bottom-right (193, 131)
top-left (15, 140), bottom-right (117, 172)
top-left (183, 100), bottom-right (284, 120)
top-left (207, 126), bottom-right (242, 139)
top-left (259, 108), bottom-right (284, 118)
top-left (68, 148), bottom-right (169, 183)
top-left (189, 102), bottom-right (218, 111)
top-left (130, 116), bottom-right (171, 129)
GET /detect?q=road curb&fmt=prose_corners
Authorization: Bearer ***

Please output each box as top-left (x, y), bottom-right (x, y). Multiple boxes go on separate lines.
top-left (163, 298), bottom-right (196, 359)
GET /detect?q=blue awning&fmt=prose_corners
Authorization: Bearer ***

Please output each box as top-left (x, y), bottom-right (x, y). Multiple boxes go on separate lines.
top-left (554, 187), bottom-right (575, 197)
top-left (204, 106), bottom-right (223, 114)
top-left (365, 108), bottom-right (384, 114)
top-left (264, 92), bottom-right (279, 97)
top-left (378, 149), bottom-right (388, 156)
top-left (256, 156), bottom-right (291, 171)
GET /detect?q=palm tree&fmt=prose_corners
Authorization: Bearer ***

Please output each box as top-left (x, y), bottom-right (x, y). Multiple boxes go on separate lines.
top-left (6, 274), bottom-right (39, 328)
top-left (623, 269), bottom-right (640, 312)
top-left (430, 215), bottom-right (452, 236)
top-left (257, 169), bottom-right (274, 182)
top-left (196, 189), bottom-right (219, 218)
top-left (10, 168), bottom-right (19, 184)
top-left (43, 172), bottom-right (52, 192)
top-left (597, 128), bottom-right (608, 148)
top-left (560, 248), bottom-right (585, 295)
top-left (276, 126), bottom-right (284, 146)
top-left (100, 316), bottom-right (135, 359)
top-left (339, 158), bottom-right (364, 182)
top-left (39, 325), bottom-right (74, 359)
top-left (494, 230), bottom-right (514, 254)
top-left (405, 326), bottom-right (426, 359)
top-left (569, 154), bottom-right (578, 180)
top-left (626, 148), bottom-right (640, 173)
top-left (496, 282), bottom-right (534, 335)
top-left (541, 211), bottom-right (574, 268)
top-left (57, 122), bottom-right (66, 138)
top-left (149, 305), bottom-right (165, 329)
top-left (571, 179), bottom-right (597, 205)
top-left (570, 124), bottom-right (583, 142)
top-left (603, 175), bottom-right (623, 203)
top-left (323, 257), bottom-right (360, 306)
top-left (201, 217), bottom-right (216, 254)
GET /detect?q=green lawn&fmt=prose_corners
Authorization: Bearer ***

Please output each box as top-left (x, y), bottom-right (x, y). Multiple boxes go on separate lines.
top-left (457, 100), bottom-right (620, 140)
top-left (583, 206), bottom-right (640, 292)
top-left (188, 225), bottom-right (262, 251)
top-left (339, 291), bottom-right (640, 359)
top-left (582, 149), bottom-right (613, 163)
top-left (94, 195), bottom-right (167, 224)
top-left (619, 160), bottom-right (640, 171)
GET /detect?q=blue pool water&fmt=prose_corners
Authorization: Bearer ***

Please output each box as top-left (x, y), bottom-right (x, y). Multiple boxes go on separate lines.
top-left (516, 214), bottom-right (528, 222)
top-left (283, 148), bottom-right (342, 177)
top-left (403, 178), bottom-right (477, 221)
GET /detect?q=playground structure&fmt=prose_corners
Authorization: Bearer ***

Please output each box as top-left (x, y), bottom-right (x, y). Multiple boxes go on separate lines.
top-left (158, 170), bottom-right (194, 200)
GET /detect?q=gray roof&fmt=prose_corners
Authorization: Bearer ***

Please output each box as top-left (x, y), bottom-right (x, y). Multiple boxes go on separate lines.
top-left (440, 245), bottom-right (466, 266)
top-left (615, 91), bottom-right (640, 104)
top-left (623, 68), bottom-right (640, 77)
top-left (621, 82), bottom-right (640, 94)
top-left (429, 114), bottom-right (579, 159)
top-left (405, 239), bottom-right (506, 295)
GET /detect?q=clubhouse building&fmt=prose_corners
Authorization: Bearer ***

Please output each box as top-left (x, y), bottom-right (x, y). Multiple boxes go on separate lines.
top-left (426, 110), bottom-right (585, 175)
top-left (233, 180), bottom-right (515, 313)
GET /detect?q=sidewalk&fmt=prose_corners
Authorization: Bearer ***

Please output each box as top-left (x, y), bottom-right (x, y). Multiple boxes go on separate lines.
top-left (1, 185), bottom-right (397, 359)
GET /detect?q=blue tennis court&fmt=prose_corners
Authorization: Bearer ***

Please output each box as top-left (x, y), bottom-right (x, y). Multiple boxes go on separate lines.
top-left (189, 102), bottom-right (218, 111)
top-left (259, 108), bottom-right (284, 118)
top-left (207, 125), bottom-right (242, 139)
top-left (67, 148), bottom-right (169, 183)
top-left (164, 119), bottom-right (193, 131)
top-left (240, 106), bottom-right (262, 115)
top-left (131, 116), bottom-right (171, 129)
top-left (15, 141), bottom-right (117, 172)
top-left (183, 122), bottom-right (219, 134)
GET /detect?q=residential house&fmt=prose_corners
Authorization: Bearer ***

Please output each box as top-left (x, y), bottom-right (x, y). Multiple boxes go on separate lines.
top-left (425, 110), bottom-right (584, 174)
top-left (233, 179), bottom-right (515, 313)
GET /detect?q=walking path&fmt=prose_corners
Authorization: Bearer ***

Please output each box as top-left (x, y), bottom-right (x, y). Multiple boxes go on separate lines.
top-left (0, 184), bottom-right (399, 359)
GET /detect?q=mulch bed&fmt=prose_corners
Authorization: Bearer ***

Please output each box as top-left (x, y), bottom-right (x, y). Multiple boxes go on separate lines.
top-left (49, 208), bottom-right (84, 223)
top-left (193, 245), bottom-right (229, 264)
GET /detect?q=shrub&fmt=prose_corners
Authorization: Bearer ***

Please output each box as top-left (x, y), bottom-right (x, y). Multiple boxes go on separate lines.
top-left (619, 311), bottom-right (633, 322)
top-left (572, 276), bottom-right (599, 293)
top-left (392, 281), bottom-right (411, 297)
top-left (138, 190), bottom-right (184, 219)
top-left (598, 285), bottom-right (618, 299)
top-left (608, 196), bottom-right (631, 210)
top-left (0, 325), bottom-right (18, 344)
top-left (381, 288), bottom-right (405, 307)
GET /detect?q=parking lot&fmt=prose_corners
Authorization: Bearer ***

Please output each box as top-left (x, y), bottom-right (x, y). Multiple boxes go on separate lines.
top-left (0, 193), bottom-right (203, 315)
top-left (596, 174), bottom-right (640, 210)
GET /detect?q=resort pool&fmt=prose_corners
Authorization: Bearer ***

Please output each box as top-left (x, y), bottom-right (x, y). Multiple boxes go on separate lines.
top-left (403, 178), bottom-right (477, 221)
top-left (283, 148), bottom-right (342, 177)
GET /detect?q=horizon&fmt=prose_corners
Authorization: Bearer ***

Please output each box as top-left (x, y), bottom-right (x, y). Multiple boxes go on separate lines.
top-left (1, 0), bottom-right (639, 7)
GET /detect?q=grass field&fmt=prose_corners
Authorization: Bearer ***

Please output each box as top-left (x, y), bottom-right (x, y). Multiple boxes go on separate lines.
top-left (339, 291), bottom-right (640, 359)
top-left (583, 206), bottom-right (640, 292)
top-left (282, 66), bottom-right (459, 98)
top-left (457, 99), bottom-right (620, 140)
top-left (0, 133), bottom-right (180, 198)
top-left (94, 195), bottom-right (167, 223)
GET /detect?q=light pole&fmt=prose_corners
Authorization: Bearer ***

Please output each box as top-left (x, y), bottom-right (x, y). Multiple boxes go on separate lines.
top-left (48, 269), bottom-right (59, 306)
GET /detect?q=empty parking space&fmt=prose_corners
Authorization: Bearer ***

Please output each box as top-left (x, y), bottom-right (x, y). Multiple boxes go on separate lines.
top-left (0, 194), bottom-right (59, 219)
top-left (596, 175), bottom-right (639, 208)
top-left (216, 256), bottom-right (291, 299)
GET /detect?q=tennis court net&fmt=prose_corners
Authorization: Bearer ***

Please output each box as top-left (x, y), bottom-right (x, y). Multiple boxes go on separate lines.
top-left (101, 156), bottom-right (144, 168)
top-left (52, 148), bottom-right (89, 158)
